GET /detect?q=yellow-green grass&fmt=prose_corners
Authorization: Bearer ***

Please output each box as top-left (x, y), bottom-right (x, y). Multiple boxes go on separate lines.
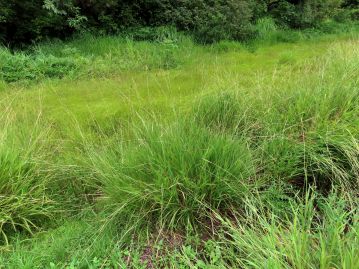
top-left (1, 35), bottom-right (355, 138)
top-left (0, 32), bottom-right (358, 268)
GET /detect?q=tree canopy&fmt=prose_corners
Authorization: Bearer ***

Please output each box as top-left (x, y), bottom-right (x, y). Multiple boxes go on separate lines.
top-left (0, 0), bottom-right (357, 45)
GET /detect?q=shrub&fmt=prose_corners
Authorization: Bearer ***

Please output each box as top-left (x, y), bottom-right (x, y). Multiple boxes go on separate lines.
top-left (269, 0), bottom-right (298, 27)
top-left (1, 0), bottom-right (357, 45)
top-left (270, 0), bottom-right (346, 28)
top-left (190, 0), bottom-right (256, 43)
top-left (0, 0), bottom-right (71, 46)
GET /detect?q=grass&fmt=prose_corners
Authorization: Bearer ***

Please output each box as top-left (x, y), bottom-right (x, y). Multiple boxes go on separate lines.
top-left (85, 120), bottom-right (256, 230)
top-left (0, 23), bottom-right (358, 268)
top-left (0, 112), bottom-right (55, 245)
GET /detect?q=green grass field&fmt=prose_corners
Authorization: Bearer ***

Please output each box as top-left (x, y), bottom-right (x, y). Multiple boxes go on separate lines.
top-left (0, 28), bottom-right (359, 268)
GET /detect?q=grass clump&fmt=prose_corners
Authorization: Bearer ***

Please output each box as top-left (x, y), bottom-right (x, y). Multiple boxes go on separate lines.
top-left (87, 120), bottom-right (256, 230)
top-left (219, 191), bottom-right (359, 268)
top-left (194, 92), bottom-right (243, 132)
top-left (193, 92), bottom-right (261, 136)
top-left (0, 142), bottom-right (53, 244)
top-left (0, 108), bottom-right (56, 245)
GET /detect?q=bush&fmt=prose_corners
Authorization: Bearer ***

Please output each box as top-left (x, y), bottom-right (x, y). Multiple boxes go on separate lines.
top-left (0, 0), bottom-right (357, 45)
top-left (270, 0), bottom-right (347, 28)
top-left (129, 0), bottom-right (258, 43)
top-left (189, 0), bottom-right (256, 43)
top-left (0, 0), bottom-right (71, 46)
top-left (269, 0), bottom-right (298, 27)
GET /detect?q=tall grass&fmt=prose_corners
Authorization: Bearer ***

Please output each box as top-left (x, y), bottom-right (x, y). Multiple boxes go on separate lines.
top-left (192, 58), bottom-right (359, 194)
top-left (219, 191), bottom-right (359, 268)
top-left (84, 120), bottom-right (257, 230)
top-left (1, 20), bottom-right (357, 84)
top-left (173, 191), bottom-right (359, 268)
top-left (0, 47), bottom-right (84, 83)
top-left (0, 31), bottom-right (358, 268)
top-left (0, 112), bottom-right (54, 244)
top-left (0, 31), bottom-right (194, 84)
top-left (78, 38), bottom-right (359, 236)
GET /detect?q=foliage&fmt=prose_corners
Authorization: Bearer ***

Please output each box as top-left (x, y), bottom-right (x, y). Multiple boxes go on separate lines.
top-left (0, 47), bottom-right (84, 83)
top-left (269, 0), bottom-right (346, 28)
top-left (0, 0), bottom-right (357, 45)
top-left (161, 0), bottom-right (257, 43)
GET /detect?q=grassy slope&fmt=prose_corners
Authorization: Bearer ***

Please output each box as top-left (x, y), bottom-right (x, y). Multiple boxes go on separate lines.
top-left (0, 32), bottom-right (358, 268)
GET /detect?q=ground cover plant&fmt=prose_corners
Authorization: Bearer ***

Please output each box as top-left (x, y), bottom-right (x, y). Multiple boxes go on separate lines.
top-left (0, 16), bottom-right (358, 269)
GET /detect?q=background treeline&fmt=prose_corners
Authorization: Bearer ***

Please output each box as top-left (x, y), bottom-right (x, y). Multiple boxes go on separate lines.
top-left (1, 0), bottom-right (358, 45)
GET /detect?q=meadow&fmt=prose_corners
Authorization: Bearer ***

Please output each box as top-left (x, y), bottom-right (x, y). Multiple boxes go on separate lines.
top-left (0, 23), bottom-right (359, 268)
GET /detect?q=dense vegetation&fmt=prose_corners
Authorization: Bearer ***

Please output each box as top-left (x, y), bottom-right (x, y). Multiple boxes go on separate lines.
top-left (0, 27), bottom-right (358, 267)
top-left (0, 1), bottom-right (359, 268)
top-left (1, 0), bottom-right (358, 45)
